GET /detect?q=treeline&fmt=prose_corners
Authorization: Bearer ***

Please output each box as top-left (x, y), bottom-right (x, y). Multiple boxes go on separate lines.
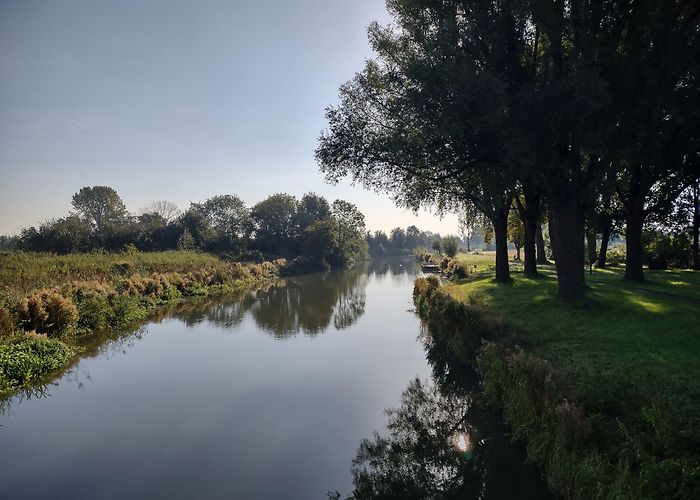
top-left (366, 226), bottom-right (445, 257)
top-left (4, 186), bottom-right (369, 269)
top-left (316, 0), bottom-right (700, 300)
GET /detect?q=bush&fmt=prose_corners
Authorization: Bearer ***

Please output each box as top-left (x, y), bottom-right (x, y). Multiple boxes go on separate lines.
top-left (445, 259), bottom-right (468, 280)
top-left (441, 236), bottom-right (460, 257)
top-left (0, 337), bottom-right (75, 394)
top-left (606, 245), bottom-right (626, 265)
top-left (17, 290), bottom-right (79, 336)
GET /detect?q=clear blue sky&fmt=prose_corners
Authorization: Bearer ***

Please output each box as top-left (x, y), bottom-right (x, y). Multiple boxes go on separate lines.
top-left (0, 0), bottom-right (458, 235)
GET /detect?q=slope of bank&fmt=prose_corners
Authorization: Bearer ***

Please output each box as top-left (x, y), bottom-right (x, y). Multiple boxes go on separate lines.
top-left (0, 251), bottom-right (287, 397)
top-left (414, 258), bottom-right (699, 499)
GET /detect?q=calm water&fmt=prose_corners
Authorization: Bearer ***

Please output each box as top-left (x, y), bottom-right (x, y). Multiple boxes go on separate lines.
top-left (0, 258), bottom-right (549, 499)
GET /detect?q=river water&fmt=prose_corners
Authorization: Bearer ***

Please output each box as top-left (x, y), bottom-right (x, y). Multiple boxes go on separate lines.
top-left (0, 258), bottom-right (550, 499)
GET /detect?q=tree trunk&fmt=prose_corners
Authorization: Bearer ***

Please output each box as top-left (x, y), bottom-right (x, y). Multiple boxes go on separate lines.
top-left (693, 182), bottom-right (699, 270)
top-left (624, 195), bottom-right (645, 281)
top-left (522, 212), bottom-right (538, 277)
top-left (549, 202), bottom-right (586, 300)
top-left (536, 224), bottom-right (549, 264)
top-left (547, 216), bottom-right (557, 263)
top-left (517, 190), bottom-right (539, 277)
top-left (597, 218), bottom-right (611, 268)
top-left (586, 231), bottom-right (597, 265)
top-left (493, 210), bottom-right (511, 283)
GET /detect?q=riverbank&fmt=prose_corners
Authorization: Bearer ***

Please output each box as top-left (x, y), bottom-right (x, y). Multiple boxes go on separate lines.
top-left (414, 254), bottom-right (699, 499)
top-left (0, 250), bottom-right (287, 397)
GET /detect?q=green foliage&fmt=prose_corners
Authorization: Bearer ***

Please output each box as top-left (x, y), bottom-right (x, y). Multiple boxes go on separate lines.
top-left (71, 185), bottom-right (128, 234)
top-left (177, 229), bottom-right (197, 250)
top-left (441, 236), bottom-right (459, 258)
top-left (251, 193), bottom-right (298, 255)
top-left (0, 337), bottom-right (75, 395)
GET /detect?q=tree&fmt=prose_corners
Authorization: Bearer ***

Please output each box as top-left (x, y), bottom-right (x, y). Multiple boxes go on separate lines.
top-left (405, 225), bottom-right (421, 250)
top-left (177, 229), bottom-right (196, 250)
top-left (389, 227), bottom-right (406, 254)
top-left (71, 186), bottom-right (128, 235)
top-left (507, 209), bottom-right (524, 262)
top-left (143, 200), bottom-right (181, 223)
top-left (458, 202), bottom-right (486, 252)
top-left (191, 195), bottom-right (250, 251)
top-left (250, 194), bottom-right (297, 255)
top-left (367, 230), bottom-right (390, 258)
top-left (441, 236), bottom-right (459, 258)
top-left (294, 193), bottom-right (331, 235)
top-left (315, 0), bottom-right (522, 284)
top-left (330, 199), bottom-right (368, 266)
top-left (607, 2), bottom-right (699, 280)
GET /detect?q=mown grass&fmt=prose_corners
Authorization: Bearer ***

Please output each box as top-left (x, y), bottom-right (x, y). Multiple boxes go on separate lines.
top-left (429, 252), bottom-right (700, 498)
top-left (0, 250), bottom-right (287, 398)
top-left (445, 253), bottom-right (700, 397)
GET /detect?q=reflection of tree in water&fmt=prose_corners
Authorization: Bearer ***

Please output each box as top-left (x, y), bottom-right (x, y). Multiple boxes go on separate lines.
top-left (349, 378), bottom-right (474, 499)
top-left (250, 267), bottom-right (368, 337)
top-left (161, 281), bottom-right (282, 329)
top-left (367, 258), bottom-right (420, 278)
top-left (342, 331), bottom-right (552, 500)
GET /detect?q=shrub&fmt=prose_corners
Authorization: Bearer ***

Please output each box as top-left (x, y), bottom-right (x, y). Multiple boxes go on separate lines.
top-left (17, 290), bottom-right (79, 336)
top-left (0, 337), bottom-right (75, 394)
top-left (445, 259), bottom-right (468, 280)
top-left (606, 245), bottom-right (626, 265)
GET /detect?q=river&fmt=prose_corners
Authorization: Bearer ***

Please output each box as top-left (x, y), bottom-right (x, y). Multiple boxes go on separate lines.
top-left (0, 258), bottom-right (550, 499)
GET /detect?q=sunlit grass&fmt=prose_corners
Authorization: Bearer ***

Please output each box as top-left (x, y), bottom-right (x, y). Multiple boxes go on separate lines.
top-left (442, 256), bottom-right (700, 404)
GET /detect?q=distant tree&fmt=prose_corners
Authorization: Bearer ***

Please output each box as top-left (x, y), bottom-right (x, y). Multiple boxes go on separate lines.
top-left (458, 203), bottom-right (486, 253)
top-left (251, 194), bottom-right (297, 255)
top-left (20, 216), bottom-right (93, 253)
top-left (143, 200), bottom-right (181, 223)
top-left (389, 227), bottom-right (406, 254)
top-left (180, 208), bottom-right (214, 249)
top-left (405, 225), bottom-right (421, 250)
top-left (294, 193), bottom-right (331, 234)
top-left (177, 228), bottom-right (196, 250)
top-left (367, 230), bottom-right (390, 258)
top-left (507, 210), bottom-right (525, 262)
top-left (432, 239), bottom-right (442, 255)
top-left (441, 236), bottom-right (459, 258)
top-left (330, 199), bottom-right (368, 265)
top-left (192, 195), bottom-right (249, 251)
top-left (0, 234), bottom-right (19, 250)
top-left (71, 186), bottom-right (128, 235)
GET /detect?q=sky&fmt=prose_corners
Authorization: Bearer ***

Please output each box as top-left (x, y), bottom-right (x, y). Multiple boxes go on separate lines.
top-left (0, 0), bottom-right (459, 236)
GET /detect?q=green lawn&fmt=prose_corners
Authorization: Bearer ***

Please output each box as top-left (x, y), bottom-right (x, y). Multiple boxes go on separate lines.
top-left (445, 252), bottom-right (700, 404)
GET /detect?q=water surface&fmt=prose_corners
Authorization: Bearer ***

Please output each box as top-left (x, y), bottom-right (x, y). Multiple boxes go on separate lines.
top-left (0, 259), bottom-right (549, 499)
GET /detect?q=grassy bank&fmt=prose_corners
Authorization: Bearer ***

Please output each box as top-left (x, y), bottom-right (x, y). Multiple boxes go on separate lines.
top-left (0, 250), bottom-right (287, 397)
top-left (414, 254), bottom-right (699, 499)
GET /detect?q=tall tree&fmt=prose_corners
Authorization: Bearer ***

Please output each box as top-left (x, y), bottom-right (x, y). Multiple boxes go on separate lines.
top-left (71, 186), bottom-right (128, 235)
top-left (250, 194), bottom-right (297, 255)
top-left (316, 0), bottom-right (527, 283)
top-left (191, 195), bottom-right (250, 251)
